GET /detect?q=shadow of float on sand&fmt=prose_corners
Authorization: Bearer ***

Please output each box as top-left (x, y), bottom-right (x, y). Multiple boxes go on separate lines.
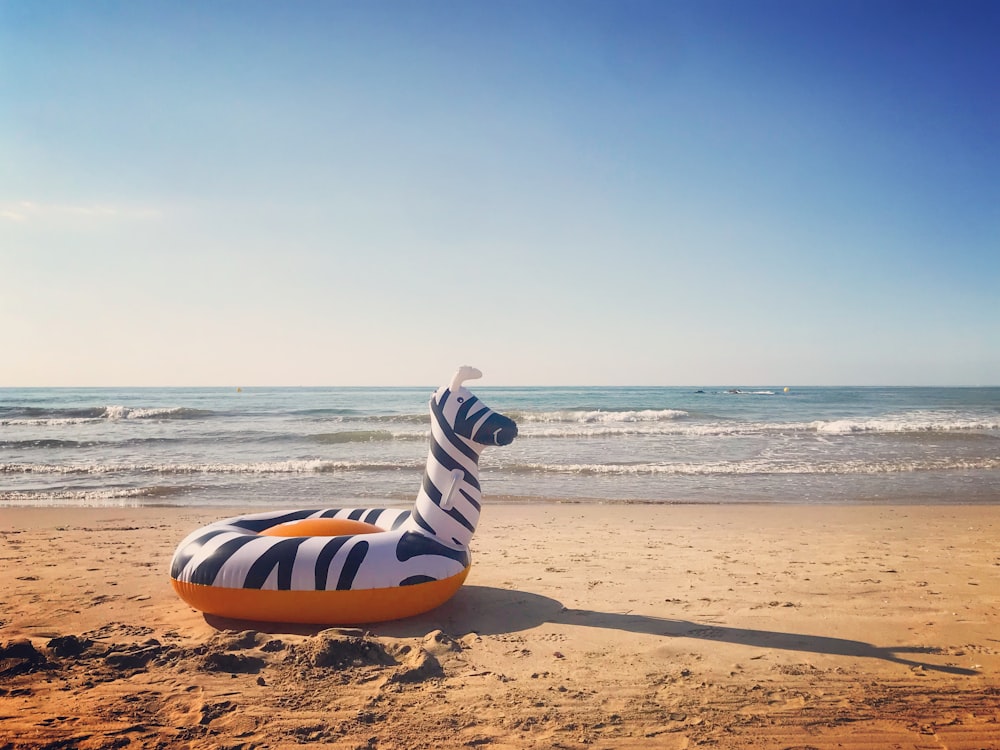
top-left (205, 585), bottom-right (977, 676)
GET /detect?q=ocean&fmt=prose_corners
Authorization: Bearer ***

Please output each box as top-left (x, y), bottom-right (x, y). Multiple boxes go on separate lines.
top-left (2, 385), bottom-right (998, 508)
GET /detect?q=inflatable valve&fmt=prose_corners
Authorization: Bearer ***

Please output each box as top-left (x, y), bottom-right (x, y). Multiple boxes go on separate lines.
top-left (440, 468), bottom-right (465, 510)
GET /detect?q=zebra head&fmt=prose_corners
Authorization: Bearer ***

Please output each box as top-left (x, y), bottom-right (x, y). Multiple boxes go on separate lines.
top-left (432, 366), bottom-right (518, 450)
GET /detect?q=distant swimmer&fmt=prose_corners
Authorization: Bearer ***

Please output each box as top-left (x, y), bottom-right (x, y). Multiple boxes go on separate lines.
top-left (694, 389), bottom-right (705, 394)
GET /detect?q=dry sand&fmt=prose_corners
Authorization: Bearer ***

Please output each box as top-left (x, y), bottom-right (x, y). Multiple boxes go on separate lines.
top-left (1, 503), bottom-right (998, 749)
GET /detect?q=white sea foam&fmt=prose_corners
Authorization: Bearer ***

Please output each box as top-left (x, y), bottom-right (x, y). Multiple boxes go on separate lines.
top-left (512, 456), bottom-right (1000, 476)
top-left (516, 409), bottom-right (689, 424)
top-left (518, 412), bottom-right (1000, 439)
top-left (1, 405), bottom-right (201, 426)
top-left (521, 422), bottom-right (798, 438)
top-left (102, 405), bottom-right (200, 420)
top-left (0, 487), bottom-right (154, 507)
top-left (810, 413), bottom-right (1000, 435)
top-left (1, 417), bottom-right (95, 426)
top-left (1, 459), bottom-right (424, 475)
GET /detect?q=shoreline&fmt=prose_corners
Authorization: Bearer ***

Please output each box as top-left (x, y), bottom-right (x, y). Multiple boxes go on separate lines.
top-left (7, 490), bottom-right (1000, 510)
top-left (2, 503), bottom-right (999, 748)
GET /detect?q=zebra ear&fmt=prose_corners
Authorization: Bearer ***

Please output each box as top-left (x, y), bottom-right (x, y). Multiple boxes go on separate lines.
top-left (450, 366), bottom-right (483, 392)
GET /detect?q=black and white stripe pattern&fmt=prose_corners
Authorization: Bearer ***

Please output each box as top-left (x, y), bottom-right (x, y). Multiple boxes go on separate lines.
top-left (169, 368), bottom-right (517, 594)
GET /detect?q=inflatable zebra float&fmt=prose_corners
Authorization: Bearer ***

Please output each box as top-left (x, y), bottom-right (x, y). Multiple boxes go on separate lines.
top-left (170, 366), bottom-right (518, 624)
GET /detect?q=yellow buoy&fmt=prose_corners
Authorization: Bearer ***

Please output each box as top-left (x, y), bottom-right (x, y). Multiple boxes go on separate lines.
top-left (783, 387), bottom-right (790, 393)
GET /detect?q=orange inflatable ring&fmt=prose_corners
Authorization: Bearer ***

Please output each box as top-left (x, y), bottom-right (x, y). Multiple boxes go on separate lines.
top-left (169, 508), bottom-right (470, 625)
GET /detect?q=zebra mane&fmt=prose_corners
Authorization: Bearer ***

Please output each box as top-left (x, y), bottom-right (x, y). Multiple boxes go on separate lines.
top-left (449, 366), bottom-right (483, 392)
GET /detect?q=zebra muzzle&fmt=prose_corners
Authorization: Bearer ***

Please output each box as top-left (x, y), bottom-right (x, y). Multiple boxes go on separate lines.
top-left (474, 413), bottom-right (518, 446)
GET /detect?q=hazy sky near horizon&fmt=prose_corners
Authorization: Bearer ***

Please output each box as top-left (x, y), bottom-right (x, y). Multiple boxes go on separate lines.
top-left (2, 0), bottom-right (997, 386)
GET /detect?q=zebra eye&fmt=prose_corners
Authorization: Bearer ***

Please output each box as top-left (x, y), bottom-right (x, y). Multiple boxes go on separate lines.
top-left (456, 397), bottom-right (464, 403)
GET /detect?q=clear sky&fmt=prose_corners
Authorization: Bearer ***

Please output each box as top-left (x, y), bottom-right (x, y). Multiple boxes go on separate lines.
top-left (2, 0), bottom-right (997, 386)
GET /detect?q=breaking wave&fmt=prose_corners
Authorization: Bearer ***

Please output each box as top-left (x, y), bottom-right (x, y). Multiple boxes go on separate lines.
top-left (509, 456), bottom-right (1000, 476)
top-left (1, 459), bottom-right (425, 476)
top-left (0, 485), bottom-right (183, 507)
top-left (518, 413), bottom-right (1000, 439)
top-left (0, 405), bottom-right (214, 426)
top-left (810, 414), bottom-right (1000, 435)
top-left (310, 430), bottom-right (420, 444)
top-left (515, 409), bottom-right (690, 424)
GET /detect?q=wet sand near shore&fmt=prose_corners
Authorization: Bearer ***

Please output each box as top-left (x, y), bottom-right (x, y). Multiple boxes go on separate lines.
top-left (2, 503), bottom-right (999, 749)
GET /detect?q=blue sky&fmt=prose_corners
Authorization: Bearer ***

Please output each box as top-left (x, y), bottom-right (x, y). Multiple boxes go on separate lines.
top-left (2, 0), bottom-right (997, 386)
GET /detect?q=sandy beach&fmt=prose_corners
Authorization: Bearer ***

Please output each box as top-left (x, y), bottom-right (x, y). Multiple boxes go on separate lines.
top-left (2, 503), bottom-right (998, 749)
